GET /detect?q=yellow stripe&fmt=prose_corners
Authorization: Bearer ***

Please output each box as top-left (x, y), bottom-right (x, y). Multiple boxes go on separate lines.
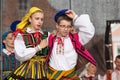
top-left (32, 64), bottom-right (35, 79)
top-left (42, 62), bottom-right (45, 77)
top-left (49, 71), bottom-right (58, 79)
top-left (14, 63), bottom-right (25, 74)
top-left (56, 71), bottom-right (65, 80)
top-left (39, 64), bottom-right (41, 78)
top-left (64, 68), bottom-right (75, 76)
top-left (49, 66), bottom-right (65, 80)
top-left (37, 64), bottom-right (39, 79)
top-left (49, 66), bottom-right (76, 80)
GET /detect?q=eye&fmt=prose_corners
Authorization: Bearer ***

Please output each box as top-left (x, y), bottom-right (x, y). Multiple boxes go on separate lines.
top-left (67, 25), bottom-right (72, 28)
top-left (35, 17), bottom-right (39, 20)
top-left (41, 18), bottom-right (44, 21)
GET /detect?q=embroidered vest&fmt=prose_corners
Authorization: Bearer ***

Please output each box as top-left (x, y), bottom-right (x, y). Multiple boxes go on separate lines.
top-left (46, 33), bottom-right (96, 65)
top-left (23, 31), bottom-right (48, 56)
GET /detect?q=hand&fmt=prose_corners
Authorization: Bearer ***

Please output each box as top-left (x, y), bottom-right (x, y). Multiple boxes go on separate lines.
top-left (70, 27), bottom-right (77, 34)
top-left (51, 30), bottom-right (57, 36)
top-left (39, 39), bottom-right (48, 49)
top-left (65, 10), bottom-right (77, 19)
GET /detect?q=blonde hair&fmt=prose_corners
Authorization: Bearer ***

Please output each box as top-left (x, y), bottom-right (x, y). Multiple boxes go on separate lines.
top-left (16, 7), bottom-right (43, 31)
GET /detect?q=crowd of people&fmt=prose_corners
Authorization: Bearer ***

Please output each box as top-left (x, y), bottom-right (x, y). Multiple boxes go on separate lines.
top-left (1, 6), bottom-right (120, 80)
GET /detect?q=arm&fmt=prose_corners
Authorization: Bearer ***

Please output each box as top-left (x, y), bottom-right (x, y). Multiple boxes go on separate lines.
top-left (66, 10), bottom-right (95, 45)
top-left (14, 33), bottom-right (48, 62)
top-left (14, 33), bottom-right (37, 62)
top-left (73, 14), bottom-right (95, 45)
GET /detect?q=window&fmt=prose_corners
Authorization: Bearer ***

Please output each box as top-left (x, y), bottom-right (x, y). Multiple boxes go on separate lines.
top-left (18, 0), bottom-right (30, 11)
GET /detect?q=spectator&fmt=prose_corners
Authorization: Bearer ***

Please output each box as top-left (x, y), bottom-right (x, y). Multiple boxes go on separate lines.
top-left (79, 62), bottom-right (98, 80)
top-left (111, 55), bottom-right (120, 80)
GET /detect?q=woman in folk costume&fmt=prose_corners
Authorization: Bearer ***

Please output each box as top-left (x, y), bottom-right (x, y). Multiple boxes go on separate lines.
top-left (46, 9), bottom-right (96, 80)
top-left (5, 7), bottom-right (48, 80)
top-left (2, 31), bottom-right (21, 79)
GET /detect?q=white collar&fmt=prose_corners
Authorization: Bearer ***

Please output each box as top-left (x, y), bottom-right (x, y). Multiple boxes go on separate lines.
top-left (26, 27), bottom-right (43, 34)
top-left (2, 49), bottom-right (15, 55)
top-left (85, 73), bottom-right (95, 77)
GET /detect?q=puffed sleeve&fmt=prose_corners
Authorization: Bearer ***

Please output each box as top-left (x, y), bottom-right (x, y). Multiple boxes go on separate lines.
top-left (14, 33), bottom-right (37, 62)
top-left (73, 14), bottom-right (95, 45)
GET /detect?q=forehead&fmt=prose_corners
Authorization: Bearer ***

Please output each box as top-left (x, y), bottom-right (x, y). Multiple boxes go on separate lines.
top-left (88, 64), bottom-right (96, 68)
top-left (116, 58), bottom-right (120, 62)
top-left (6, 33), bottom-right (13, 37)
top-left (31, 11), bottom-right (44, 17)
top-left (59, 20), bottom-right (71, 25)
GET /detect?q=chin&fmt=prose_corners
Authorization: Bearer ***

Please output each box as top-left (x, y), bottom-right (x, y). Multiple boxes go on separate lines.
top-left (62, 34), bottom-right (67, 37)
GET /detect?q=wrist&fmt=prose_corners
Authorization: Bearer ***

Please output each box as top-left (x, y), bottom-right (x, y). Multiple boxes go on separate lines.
top-left (37, 45), bottom-right (42, 50)
top-left (35, 45), bottom-right (42, 52)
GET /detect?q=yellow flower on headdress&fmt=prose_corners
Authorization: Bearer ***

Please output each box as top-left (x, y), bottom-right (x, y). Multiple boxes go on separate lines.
top-left (16, 7), bottom-right (43, 31)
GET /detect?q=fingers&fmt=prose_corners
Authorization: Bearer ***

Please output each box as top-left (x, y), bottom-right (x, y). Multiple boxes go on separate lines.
top-left (65, 10), bottom-right (76, 19)
top-left (40, 39), bottom-right (48, 49)
top-left (70, 27), bottom-right (77, 34)
top-left (51, 30), bottom-right (57, 36)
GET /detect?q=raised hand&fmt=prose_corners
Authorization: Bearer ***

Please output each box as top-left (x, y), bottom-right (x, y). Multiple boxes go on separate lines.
top-left (65, 10), bottom-right (77, 19)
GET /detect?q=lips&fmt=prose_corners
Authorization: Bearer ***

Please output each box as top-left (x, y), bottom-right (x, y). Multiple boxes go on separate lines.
top-left (37, 25), bottom-right (41, 27)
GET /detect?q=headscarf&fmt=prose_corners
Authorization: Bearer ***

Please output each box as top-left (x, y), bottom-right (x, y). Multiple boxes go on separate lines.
top-left (2, 31), bottom-right (12, 49)
top-left (16, 7), bottom-right (43, 31)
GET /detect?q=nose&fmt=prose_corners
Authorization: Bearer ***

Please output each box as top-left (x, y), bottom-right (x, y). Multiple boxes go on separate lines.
top-left (12, 37), bottom-right (15, 41)
top-left (64, 27), bottom-right (68, 30)
top-left (38, 20), bottom-right (42, 24)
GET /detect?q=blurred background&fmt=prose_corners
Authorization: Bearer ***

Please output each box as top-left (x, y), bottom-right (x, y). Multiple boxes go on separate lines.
top-left (0, 0), bottom-right (120, 78)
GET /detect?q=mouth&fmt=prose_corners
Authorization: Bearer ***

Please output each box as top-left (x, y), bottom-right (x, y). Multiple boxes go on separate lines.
top-left (37, 25), bottom-right (41, 27)
top-left (64, 32), bottom-right (69, 34)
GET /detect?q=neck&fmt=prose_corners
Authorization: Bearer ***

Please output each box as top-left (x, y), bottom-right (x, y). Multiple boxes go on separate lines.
top-left (87, 72), bottom-right (94, 77)
top-left (31, 27), bottom-right (40, 32)
top-left (5, 47), bottom-right (14, 52)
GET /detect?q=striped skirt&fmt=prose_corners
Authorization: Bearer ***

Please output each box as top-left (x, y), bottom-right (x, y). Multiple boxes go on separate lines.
top-left (48, 66), bottom-right (79, 80)
top-left (5, 56), bottom-right (48, 80)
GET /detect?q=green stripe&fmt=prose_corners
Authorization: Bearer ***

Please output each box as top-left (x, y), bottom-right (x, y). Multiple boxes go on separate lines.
top-left (67, 70), bottom-right (76, 77)
top-left (48, 67), bottom-right (54, 74)
top-left (5, 57), bottom-right (9, 70)
top-left (52, 71), bottom-right (62, 79)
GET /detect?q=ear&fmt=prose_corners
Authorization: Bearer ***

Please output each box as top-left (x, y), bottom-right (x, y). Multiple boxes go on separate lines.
top-left (29, 17), bottom-right (31, 23)
top-left (3, 40), bottom-right (6, 44)
top-left (56, 23), bottom-right (59, 29)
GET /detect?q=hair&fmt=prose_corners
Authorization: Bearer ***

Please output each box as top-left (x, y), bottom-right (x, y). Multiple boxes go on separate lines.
top-left (116, 55), bottom-right (120, 60)
top-left (56, 14), bottom-right (73, 25)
